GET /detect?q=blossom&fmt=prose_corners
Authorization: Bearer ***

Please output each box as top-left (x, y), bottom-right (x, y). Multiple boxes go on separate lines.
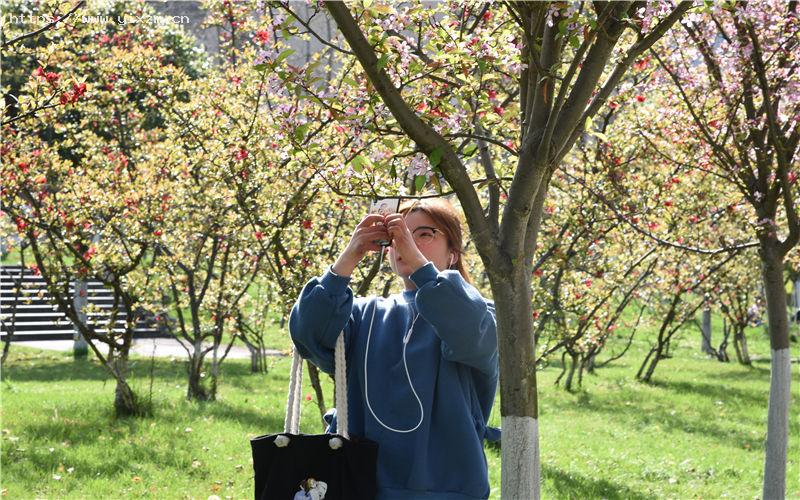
top-left (254, 30), bottom-right (270, 43)
top-left (234, 147), bottom-right (249, 161)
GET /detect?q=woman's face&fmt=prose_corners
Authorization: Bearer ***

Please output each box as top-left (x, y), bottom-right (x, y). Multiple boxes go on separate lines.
top-left (388, 211), bottom-right (455, 278)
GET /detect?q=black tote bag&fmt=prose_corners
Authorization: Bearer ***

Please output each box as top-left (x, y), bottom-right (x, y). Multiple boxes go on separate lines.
top-left (251, 334), bottom-right (378, 500)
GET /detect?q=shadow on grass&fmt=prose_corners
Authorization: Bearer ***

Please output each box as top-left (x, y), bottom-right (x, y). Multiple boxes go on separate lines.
top-left (542, 383), bottom-right (764, 450)
top-left (648, 379), bottom-right (766, 407)
top-left (543, 464), bottom-right (656, 500)
top-left (707, 363), bottom-right (771, 379)
top-left (1, 356), bottom-right (184, 383)
top-left (6, 399), bottom-right (285, 485)
top-left (0, 353), bottom-right (263, 384)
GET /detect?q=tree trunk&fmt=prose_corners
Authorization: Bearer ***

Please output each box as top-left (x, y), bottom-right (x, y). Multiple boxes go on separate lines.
top-left (716, 316), bottom-right (730, 362)
top-left (247, 343), bottom-right (264, 373)
top-left (72, 278), bottom-right (89, 358)
top-left (187, 339), bottom-right (210, 400)
top-left (640, 345), bottom-right (662, 383)
top-left (733, 327), bottom-right (752, 365)
top-left (111, 349), bottom-right (142, 416)
top-left (586, 349), bottom-right (597, 374)
top-left (701, 307), bottom-right (713, 355)
top-left (761, 250), bottom-right (791, 500)
top-left (491, 275), bottom-right (539, 500)
top-left (563, 351), bottom-right (579, 392)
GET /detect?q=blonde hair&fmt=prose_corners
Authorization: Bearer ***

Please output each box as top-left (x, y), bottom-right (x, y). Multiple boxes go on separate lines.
top-left (399, 198), bottom-right (473, 284)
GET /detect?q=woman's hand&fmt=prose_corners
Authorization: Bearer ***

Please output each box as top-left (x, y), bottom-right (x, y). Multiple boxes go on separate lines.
top-left (385, 213), bottom-right (429, 273)
top-left (331, 214), bottom-right (390, 277)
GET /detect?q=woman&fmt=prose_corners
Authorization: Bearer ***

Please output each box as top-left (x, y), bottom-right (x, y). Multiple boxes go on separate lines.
top-left (289, 199), bottom-right (498, 500)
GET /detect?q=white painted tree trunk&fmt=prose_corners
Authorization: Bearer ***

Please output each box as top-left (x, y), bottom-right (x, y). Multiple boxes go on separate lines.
top-left (72, 279), bottom-right (89, 358)
top-left (501, 416), bottom-right (540, 500)
top-left (701, 308), bottom-right (713, 355)
top-left (763, 348), bottom-right (791, 500)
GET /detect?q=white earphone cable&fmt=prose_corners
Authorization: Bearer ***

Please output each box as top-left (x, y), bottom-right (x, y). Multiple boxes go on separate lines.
top-left (363, 249), bottom-right (424, 433)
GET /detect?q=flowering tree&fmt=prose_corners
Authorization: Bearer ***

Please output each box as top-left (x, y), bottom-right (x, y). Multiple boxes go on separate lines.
top-left (644, 3), bottom-right (799, 494)
top-left (531, 167), bottom-right (659, 392)
top-left (711, 253), bottom-right (762, 365)
top-left (270, 2), bottom-right (694, 496)
top-left (1, 0), bottom-right (203, 414)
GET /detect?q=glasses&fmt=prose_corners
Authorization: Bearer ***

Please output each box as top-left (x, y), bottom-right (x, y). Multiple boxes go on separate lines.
top-left (411, 226), bottom-right (442, 245)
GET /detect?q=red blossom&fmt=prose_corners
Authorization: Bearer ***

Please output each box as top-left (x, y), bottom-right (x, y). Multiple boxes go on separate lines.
top-left (255, 30), bottom-right (270, 43)
top-left (302, 220), bottom-right (313, 230)
top-left (493, 106), bottom-right (505, 115)
top-left (635, 95), bottom-right (646, 103)
top-left (234, 147), bottom-right (249, 161)
top-left (83, 247), bottom-right (97, 261)
top-left (633, 57), bottom-right (650, 71)
top-left (254, 231), bottom-right (264, 241)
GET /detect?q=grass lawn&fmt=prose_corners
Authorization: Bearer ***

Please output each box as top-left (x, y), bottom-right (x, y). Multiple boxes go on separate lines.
top-left (1, 319), bottom-right (798, 499)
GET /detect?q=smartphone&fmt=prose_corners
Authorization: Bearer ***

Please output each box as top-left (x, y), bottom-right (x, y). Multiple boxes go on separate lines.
top-left (369, 198), bottom-right (401, 246)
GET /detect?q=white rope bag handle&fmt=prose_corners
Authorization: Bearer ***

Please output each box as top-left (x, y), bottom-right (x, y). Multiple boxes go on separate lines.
top-left (283, 332), bottom-right (349, 441)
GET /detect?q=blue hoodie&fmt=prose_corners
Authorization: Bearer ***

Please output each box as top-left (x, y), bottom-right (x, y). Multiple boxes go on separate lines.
top-left (289, 262), bottom-right (499, 500)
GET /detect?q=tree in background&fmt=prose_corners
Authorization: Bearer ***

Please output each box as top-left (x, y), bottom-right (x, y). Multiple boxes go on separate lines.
top-left (1, 0), bottom-right (204, 414)
top-left (645, 3), bottom-right (799, 494)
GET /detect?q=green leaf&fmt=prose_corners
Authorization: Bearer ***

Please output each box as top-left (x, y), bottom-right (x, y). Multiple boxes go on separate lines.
top-left (351, 155), bottom-right (364, 172)
top-left (376, 53), bottom-right (390, 71)
top-left (463, 143), bottom-right (478, 157)
top-left (253, 63), bottom-right (268, 72)
top-left (431, 175), bottom-right (443, 195)
top-left (275, 49), bottom-right (295, 64)
top-left (351, 154), bottom-right (372, 172)
top-left (569, 35), bottom-right (580, 48)
top-left (414, 175), bottom-right (426, 192)
top-left (294, 123), bottom-right (310, 143)
top-left (428, 147), bottom-right (444, 167)
top-left (389, 164), bottom-right (397, 180)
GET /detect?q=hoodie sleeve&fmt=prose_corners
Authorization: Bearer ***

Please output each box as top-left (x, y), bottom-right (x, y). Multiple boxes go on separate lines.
top-left (288, 266), bottom-right (361, 375)
top-left (410, 262), bottom-right (498, 377)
